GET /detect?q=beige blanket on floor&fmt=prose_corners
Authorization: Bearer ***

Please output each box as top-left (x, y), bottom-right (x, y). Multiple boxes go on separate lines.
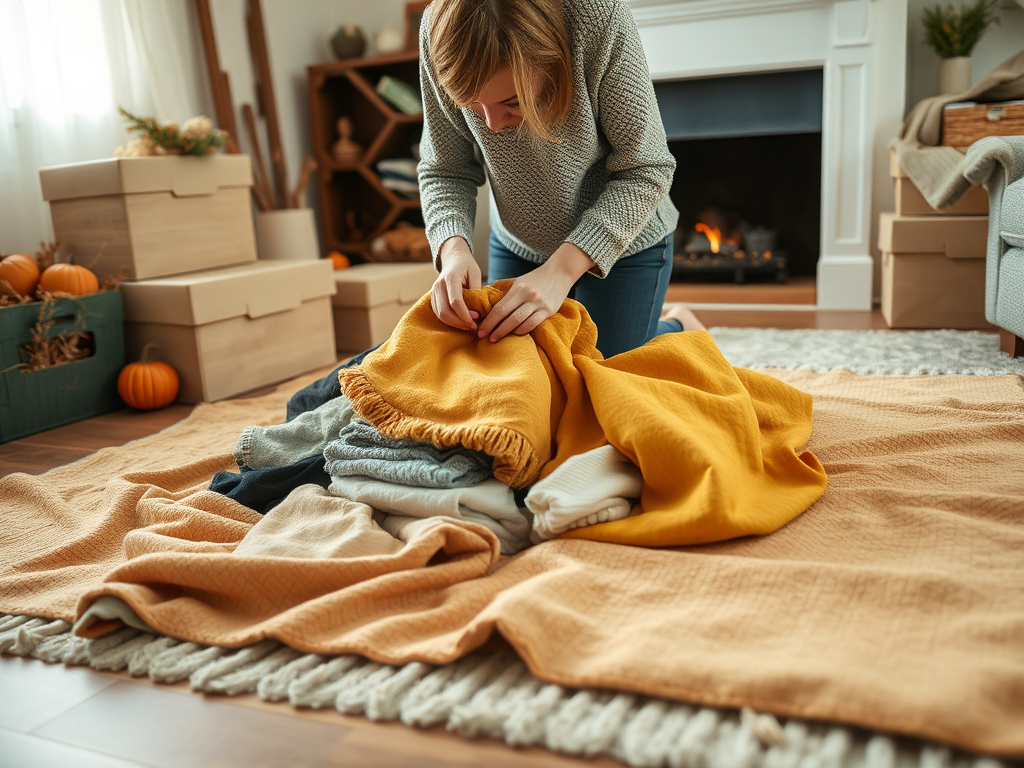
top-left (1, 369), bottom-right (1023, 757)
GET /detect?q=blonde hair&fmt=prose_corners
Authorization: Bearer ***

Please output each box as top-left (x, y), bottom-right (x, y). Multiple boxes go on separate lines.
top-left (428, 0), bottom-right (573, 141)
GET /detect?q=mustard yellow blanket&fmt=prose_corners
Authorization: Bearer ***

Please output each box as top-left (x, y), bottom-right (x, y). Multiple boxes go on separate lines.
top-left (339, 286), bottom-right (826, 547)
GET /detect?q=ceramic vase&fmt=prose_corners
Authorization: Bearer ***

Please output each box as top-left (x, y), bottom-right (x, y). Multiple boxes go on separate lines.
top-left (255, 209), bottom-right (320, 261)
top-left (331, 25), bottom-right (366, 60)
top-left (375, 24), bottom-right (405, 55)
top-left (938, 56), bottom-right (971, 96)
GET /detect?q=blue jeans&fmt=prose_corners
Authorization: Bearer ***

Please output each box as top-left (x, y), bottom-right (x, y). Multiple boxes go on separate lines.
top-left (488, 232), bottom-right (681, 358)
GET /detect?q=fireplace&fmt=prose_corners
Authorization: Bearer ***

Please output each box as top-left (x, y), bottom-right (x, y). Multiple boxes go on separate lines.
top-left (632, 0), bottom-right (909, 310)
top-left (655, 68), bottom-right (822, 286)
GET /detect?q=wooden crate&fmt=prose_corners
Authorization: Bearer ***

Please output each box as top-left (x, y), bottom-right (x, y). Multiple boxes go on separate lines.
top-left (942, 100), bottom-right (1024, 151)
top-left (0, 291), bottom-right (124, 442)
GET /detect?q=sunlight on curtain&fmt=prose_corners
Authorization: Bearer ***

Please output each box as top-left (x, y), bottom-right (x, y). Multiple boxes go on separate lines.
top-left (0, 0), bottom-right (212, 254)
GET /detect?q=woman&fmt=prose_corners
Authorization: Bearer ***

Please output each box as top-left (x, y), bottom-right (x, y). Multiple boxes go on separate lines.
top-left (418, 0), bottom-right (703, 357)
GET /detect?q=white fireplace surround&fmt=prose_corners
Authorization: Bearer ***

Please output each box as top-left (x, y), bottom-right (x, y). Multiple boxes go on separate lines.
top-left (631, 0), bottom-right (908, 310)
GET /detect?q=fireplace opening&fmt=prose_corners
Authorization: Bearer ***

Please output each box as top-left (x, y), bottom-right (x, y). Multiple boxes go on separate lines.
top-left (654, 69), bottom-right (823, 287)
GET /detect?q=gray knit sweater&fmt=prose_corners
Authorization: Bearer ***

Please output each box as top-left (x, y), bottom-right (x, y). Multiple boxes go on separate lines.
top-left (417, 0), bottom-right (679, 278)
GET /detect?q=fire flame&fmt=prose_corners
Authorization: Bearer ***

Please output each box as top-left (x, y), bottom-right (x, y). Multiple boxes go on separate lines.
top-left (695, 223), bottom-right (721, 253)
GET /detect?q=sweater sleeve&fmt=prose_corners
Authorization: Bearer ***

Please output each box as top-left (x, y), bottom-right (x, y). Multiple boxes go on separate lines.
top-left (564, 2), bottom-right (676, 278)
top-left (416, 9), bottom-right (487, 271)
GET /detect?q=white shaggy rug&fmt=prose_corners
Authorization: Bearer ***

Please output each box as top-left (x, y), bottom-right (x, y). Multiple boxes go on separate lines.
top-left (708, 328), bottom-right (1024, 376)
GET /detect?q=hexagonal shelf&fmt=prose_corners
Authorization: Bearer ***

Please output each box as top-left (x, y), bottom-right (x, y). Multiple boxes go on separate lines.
top-left (308, 51), bottom-right (424, 260)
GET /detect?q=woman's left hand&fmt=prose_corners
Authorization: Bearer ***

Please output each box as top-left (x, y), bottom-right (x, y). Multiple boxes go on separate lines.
top-left (478, 242), bottom-right (596, 342)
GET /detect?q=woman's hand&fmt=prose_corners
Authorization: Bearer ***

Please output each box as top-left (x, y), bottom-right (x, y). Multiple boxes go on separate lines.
top-left (478, 242), bottom-right (596, 342)
top-left (431, 236), bottom-right (482, 331)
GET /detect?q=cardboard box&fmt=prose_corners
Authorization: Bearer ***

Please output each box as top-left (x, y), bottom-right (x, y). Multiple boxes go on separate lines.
top-left (877, 212), bottom-right (988, 259)
top-left (877, 213), bottom-right (991, 329)
top-left (120, 261), bottom-right (337, 403)
top-left (40, 156), bottom-right (257, 283)
top-left (888, 148), bottom-right (908, 179)
top-left (1, 291), bottom-right (125, 443)
top-left (894, 177), bottom-right (989, 217)
top-left (332, 263), bottom-right (437, 352)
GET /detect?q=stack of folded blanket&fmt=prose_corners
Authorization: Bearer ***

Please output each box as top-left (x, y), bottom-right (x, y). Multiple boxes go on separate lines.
top-left (219, 385), bottom-right (647, 555)
top-left (211, 282), bottom-right (826, 553)
top-left (376, 158), bottom-right (419, 198)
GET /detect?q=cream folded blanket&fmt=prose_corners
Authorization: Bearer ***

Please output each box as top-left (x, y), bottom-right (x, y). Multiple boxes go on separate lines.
top-left (329, 475), bottom-right (531, 555)
top-left (526, 445), bottom-right (642, 539)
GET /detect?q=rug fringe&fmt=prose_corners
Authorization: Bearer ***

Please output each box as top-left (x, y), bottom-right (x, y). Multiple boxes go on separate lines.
top-left (0, 613), bottom-right (1007, 768)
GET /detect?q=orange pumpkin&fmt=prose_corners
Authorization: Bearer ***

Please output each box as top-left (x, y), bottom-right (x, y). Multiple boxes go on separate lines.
top-left (0, 253), bottom-right (41, 296)
top-left (328, 251), bottom-right (351, 270)
top-left (118, 344), bottom-right (180, 410)
top-left (39, 263), bottom-right (99, 296)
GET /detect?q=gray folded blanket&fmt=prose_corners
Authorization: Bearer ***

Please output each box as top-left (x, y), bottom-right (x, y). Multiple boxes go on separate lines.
top-left (324, 419), bottom-right (493, 488)
top-left (894, 50), bottom-right (1024, 209)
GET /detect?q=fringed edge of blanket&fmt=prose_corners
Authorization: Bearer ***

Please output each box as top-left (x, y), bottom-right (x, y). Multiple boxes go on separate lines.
top-left (338, 366), bottom-right (542, 489)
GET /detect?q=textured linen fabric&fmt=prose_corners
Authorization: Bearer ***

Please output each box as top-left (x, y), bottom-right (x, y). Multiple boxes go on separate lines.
top-left (338, 284), bottom-right (826, 547)
top-left (324, 419), bottom-right (493, 488)
top-left (417, 0), bottom-right (679, 277)
top-left (330, 475), bottom-right (531, 555)
top-left (526, 444), bottom-right (641, 539)
top-left (2, 370), bottom-right (1024, 756)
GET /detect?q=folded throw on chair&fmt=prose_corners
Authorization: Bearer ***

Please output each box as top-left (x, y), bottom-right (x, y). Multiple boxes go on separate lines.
top-left (338, 284), bottom-right (827, 547)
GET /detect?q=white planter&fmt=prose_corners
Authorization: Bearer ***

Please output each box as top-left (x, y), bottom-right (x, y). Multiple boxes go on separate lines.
top-left (255, 208), bottom-right (320, 261)
top-left (938, 56), bottom-right (972, 96)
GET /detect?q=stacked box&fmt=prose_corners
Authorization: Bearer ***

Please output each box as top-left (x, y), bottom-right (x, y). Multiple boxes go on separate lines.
top-left (40, 156), bottom-right (257, 283)
top-left (119, 261), bottom-right (337, 403)
top-left (40, 157), bottom-right (340, 406)
top-left (332, 263), bottom-right (437, 352)
top-left (0, 291), bottom-right (124, 443)
top-left (880, 151), bottom-right (992, 329)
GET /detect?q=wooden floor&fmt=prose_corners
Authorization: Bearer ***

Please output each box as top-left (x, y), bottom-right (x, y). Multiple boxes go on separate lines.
top-left (0, 306), bottom-right (894, 768)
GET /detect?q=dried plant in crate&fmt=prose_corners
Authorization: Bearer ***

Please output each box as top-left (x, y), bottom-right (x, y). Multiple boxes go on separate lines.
top-left (19, 297), bottom-right (92, 372)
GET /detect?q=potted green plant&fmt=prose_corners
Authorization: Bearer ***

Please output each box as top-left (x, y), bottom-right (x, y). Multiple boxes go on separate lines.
top-left (921, 0), bottom-right (1001, 95)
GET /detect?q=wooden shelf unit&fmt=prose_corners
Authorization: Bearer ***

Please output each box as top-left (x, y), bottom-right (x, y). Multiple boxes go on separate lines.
top-left (307, 50), bottom-right (424, 258)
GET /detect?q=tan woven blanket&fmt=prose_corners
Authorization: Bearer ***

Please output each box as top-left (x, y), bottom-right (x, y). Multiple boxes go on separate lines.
top-left (1, 369), bottom-right (1022, 757)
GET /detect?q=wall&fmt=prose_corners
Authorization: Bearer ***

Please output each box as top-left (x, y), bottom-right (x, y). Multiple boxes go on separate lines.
top-left (905, 0), bottom-right (1024, 113)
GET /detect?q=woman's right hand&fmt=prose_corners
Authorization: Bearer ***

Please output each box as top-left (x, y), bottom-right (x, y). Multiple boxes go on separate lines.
top-left (431, 236), bottom-right (482, 331)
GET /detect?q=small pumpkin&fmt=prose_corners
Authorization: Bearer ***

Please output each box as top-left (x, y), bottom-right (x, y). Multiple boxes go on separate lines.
top-left (118, 344), bottom-right (180, 410)
top-left (328, 251), bottom-right (351, 270)
top-left (0, 253), bottom-right (41, 296)
top-left (39, 262), bottom-right (99, 296)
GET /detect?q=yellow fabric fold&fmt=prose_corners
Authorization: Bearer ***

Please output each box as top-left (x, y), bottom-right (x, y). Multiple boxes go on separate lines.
top-left (338, 284), bottom-right (827, 546)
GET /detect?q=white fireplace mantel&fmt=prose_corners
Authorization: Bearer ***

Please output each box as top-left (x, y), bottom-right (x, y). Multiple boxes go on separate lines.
top-left (631, 0), bottom-right (909, 310)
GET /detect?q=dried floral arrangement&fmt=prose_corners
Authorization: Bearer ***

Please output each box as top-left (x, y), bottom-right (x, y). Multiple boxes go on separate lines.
top-left (115, 108), bottom-right (228, 158)
top-left (921, 0), bottom-right (1000, 58)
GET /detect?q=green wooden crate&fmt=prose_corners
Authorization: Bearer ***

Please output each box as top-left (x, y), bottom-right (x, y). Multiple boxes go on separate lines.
top-left (0, 291), bottom-right (124, 443)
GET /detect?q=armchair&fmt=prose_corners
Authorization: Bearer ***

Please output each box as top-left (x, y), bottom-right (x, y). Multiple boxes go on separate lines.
top-left (964, 136), bottom-right (1024, 357)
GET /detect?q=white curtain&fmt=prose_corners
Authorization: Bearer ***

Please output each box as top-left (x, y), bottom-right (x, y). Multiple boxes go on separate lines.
top-left (0, 0), bottom-right (213, 255)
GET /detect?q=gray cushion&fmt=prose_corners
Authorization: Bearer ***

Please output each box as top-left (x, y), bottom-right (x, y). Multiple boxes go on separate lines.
top-left (996, 247), bottom-right (1024, 337)
top-left (1002, 177), bottom-right (1024, 248)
